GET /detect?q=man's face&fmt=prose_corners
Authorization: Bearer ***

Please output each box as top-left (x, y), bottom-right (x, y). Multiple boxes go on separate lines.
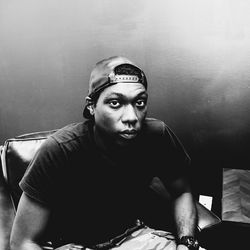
top-left (93, 82), bottom-right (148, 146)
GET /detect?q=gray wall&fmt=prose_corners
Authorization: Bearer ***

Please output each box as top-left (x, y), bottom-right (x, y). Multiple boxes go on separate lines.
top-left (1, 0), bottom-right (250, 212)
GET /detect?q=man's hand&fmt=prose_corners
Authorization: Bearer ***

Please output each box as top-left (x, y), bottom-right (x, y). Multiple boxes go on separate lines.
top-left (177, 244), bottom-right (189, 250)
top-left (177, 245), bottom-right (205, 250)
top-left (54, 243), bottom-right (86, 250)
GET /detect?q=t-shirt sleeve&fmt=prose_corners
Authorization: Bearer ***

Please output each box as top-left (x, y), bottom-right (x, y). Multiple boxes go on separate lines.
top-left (19, 136), bottom-right (66, 205)
top-left (157, 123), bottom-right (191, 183)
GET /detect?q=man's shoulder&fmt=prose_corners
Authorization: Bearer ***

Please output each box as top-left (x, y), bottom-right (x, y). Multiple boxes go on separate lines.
top-left (143, 117), bottom-right (168, 135)
top-left (49, 121), bottom-right (89, 145)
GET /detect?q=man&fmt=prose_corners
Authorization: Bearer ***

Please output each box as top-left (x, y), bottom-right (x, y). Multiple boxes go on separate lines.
top-left (10, 56), bottom-right (199, 250)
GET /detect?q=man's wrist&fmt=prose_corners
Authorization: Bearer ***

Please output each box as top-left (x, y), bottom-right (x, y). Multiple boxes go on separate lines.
top-left (177, 236), bottom-right (199, 250)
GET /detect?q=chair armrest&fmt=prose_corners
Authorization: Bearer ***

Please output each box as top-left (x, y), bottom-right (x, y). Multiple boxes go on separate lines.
top-left (149, 176), bottom-right (221, 232)
top-left (196, 201), bottom-right (221, 231)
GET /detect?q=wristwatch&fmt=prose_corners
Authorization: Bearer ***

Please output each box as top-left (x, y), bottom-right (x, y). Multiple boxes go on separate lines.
top-left (177, 236), bottom-right (199, 249)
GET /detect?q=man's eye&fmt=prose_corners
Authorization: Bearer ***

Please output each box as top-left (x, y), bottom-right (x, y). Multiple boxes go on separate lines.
top-left (136, 100), bottom-right (146, 107)
top-left (108, 100), bottom-right (120, 108)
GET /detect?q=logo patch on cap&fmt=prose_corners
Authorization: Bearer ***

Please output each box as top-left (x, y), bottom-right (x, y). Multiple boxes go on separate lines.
top-left (110, 74), bottom-right (140, 83)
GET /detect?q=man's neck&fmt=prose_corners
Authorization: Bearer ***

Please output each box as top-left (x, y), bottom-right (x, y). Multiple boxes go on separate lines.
top-left (93, 125), bottom-right (115, 154)
top-left (92, 125), bottom-right (131, 157)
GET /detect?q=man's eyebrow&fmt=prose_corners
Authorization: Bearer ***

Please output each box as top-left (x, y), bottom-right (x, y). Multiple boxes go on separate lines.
top-left (106, 91), bottom-right (148, 99)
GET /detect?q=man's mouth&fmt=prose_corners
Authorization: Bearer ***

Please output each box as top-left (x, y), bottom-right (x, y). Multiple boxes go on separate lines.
top-left (119, 130), bottom-right (137, 139)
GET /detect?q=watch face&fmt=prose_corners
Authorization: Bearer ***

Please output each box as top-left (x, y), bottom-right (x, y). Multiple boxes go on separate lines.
top-left (178, 236), bottom-right (199, 249)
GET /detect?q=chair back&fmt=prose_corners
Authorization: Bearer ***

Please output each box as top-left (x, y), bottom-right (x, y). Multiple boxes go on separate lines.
top-left (1, 130), bottom-right (57, 210)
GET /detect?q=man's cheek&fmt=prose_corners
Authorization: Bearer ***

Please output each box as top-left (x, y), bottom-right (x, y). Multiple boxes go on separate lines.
top-left (100, 115), bottom-right (115, 131)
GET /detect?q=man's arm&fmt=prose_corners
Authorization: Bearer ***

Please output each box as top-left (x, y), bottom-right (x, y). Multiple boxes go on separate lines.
top-left (10, 193), bottom-right (86, 250)
top-left (10, 193), bottom-right (50, 250)
top-left (0, 179), bottom-right (15, 250)
top-left (168, 177), bottom-right (198, 250)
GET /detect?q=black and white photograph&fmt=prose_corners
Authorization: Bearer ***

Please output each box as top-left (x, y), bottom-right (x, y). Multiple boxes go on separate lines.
top-left (0, 1), bottom-right (250, 250)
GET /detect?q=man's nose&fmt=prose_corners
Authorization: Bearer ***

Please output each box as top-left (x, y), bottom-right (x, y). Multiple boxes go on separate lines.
top-left (122, 104), bottom-right (138, 124)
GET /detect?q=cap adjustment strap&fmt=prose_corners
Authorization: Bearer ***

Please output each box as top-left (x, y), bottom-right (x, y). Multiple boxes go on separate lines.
top-left (110, 74), bottom-right (140, 83)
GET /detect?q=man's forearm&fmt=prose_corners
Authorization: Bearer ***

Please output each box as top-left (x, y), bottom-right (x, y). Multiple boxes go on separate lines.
top-left (173, 191), bottom-right (197, 238)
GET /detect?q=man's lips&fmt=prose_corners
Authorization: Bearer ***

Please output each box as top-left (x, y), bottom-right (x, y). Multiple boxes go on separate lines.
top-left (119, 130), bottom-right (137, 139)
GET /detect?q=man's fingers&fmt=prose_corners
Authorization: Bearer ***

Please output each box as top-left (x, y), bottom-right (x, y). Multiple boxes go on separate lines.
top-left (54, 243), bottom-right (85, 250)
top-left (72, 244), bottom-right (85, 249)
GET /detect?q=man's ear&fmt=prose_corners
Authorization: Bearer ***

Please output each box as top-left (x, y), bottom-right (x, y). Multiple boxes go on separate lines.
top-left (85, 96), bottom-right (95, 116)
top-left (87, 105), bottom-right (94, 116)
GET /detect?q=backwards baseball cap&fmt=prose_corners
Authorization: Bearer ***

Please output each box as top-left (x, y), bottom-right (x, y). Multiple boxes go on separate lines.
top-left (83, 56), bottom-right (147, 118)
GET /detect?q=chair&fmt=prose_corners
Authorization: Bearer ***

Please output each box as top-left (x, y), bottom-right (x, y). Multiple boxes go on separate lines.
top-left (0, 129), bottom-right (221, 249)
top-left (0, 130), bottom-right (57, 249)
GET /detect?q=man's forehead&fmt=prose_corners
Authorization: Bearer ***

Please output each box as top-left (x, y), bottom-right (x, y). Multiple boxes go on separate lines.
top-left (101, 82), bottom-right (147, 97)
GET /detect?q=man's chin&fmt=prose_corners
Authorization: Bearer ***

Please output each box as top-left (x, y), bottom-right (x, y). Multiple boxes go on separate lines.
top-left (115, 136), bottom-right (137, 147)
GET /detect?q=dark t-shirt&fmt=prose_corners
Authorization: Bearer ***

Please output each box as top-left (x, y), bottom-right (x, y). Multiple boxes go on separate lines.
top-left (19, 117), bottom-right (190, 246)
